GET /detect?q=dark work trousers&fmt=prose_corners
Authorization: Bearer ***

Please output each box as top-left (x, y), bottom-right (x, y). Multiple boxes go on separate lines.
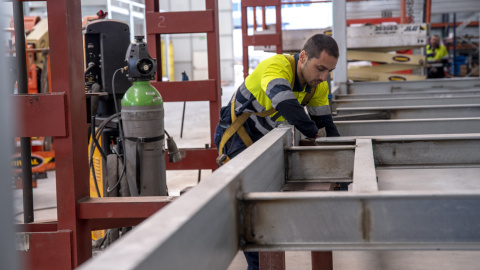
top-left (214, 105), bottom-right (260, 270)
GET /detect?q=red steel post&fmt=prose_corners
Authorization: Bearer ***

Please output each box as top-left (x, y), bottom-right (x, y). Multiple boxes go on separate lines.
top-left (46, 0), bottom-right (91, 266)
top-left (206, 0), bottom-right (222, 147)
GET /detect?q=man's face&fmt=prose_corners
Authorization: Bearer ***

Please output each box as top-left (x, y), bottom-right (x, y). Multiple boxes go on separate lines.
top-left (431, 36), bottom-right (440, 47)
top-left (300, 50), bottom-right (337, 88)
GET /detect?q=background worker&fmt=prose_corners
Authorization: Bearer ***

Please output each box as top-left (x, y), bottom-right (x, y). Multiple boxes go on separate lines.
top-left (426, 34), bottom-right (449, 78)
top-left (214, 34), bottom-right (340, 269)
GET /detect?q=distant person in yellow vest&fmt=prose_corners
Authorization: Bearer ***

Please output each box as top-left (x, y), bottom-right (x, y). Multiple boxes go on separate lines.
top-left (426, 35), bottom-right (449, 78)
top-left (214, 33), bottom-right (340, 270)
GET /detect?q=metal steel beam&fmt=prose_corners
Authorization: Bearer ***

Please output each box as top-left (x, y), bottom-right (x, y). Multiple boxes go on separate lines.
top-left (347, 78), bottom-right (480, 94)
top-left (335, 89), bottom-right (480, 100)
top-left (78, 128), bottom-right (292, 270)
top-left (334, 96), bottom-right (480, 108)
top-left (286, 146), bottom-right (355, 183)
top-left (242, 191), bottom-right (480, 250)
top-left (316, 135), bottom-right (480, 167)
top-left (335, 105), bottom-right (480, 120)
top-left (335, 118), bottom-right (480, 136)
top-left (352, 139), bottom-right (378, 192)
top-left (371, 138), bottom-right (480, 167)
top-left (78, 131), bottom-right (480, 269)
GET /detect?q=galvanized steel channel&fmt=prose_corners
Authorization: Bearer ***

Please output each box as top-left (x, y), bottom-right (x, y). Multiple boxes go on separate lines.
top-left (335, 105), bottom-right (480, 120)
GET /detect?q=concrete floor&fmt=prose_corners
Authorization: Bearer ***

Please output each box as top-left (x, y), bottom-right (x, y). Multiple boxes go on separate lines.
top-left (13, 83), bottom-right (480, 269)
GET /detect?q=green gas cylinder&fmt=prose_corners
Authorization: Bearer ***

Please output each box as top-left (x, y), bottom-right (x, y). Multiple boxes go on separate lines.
top-left (121, 81), bottom-right (167, 196)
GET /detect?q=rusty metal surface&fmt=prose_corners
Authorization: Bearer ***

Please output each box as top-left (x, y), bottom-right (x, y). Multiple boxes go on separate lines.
top-left (12, 93), bottom-right (66, 137)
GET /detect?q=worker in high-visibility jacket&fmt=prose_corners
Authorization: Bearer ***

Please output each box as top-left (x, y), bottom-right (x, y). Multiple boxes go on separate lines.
top-left (215, 34), bottom-right (339, 165)
top-left (426, 35), bottom-right (449, 78)
top-left (214, 33), bottom-right (339, 269)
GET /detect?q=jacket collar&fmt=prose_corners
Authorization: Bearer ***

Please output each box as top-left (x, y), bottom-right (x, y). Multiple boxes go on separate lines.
top-left (293, 53), bottom-right (312, 93)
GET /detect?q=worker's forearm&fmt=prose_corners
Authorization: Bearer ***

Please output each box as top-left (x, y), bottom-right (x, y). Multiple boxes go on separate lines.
top-left (311, 114), bottom-right (340, 137)
top-left (276, 99), bottom-right (318, 138)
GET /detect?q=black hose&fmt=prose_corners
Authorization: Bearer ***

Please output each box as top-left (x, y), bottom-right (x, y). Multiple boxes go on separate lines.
top-left (106, 68), bottom-right (128, 194)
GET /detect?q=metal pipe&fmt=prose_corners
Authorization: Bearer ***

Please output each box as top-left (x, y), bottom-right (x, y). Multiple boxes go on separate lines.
top-left (13, 1), bottom-right (34, 223)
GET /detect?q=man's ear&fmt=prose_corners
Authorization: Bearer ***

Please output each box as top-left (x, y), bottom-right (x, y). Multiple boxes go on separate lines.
top-left (299, 50), bottom-right (307, 64)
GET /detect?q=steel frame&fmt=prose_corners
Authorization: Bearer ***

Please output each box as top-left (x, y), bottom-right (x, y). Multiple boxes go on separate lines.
top-left (335, 104), bottom-right (480, 120)
top-left (11, 0), bottom-right (90, 268)
top-left (342, 78), bottom-right (480, 95)
top-left (334, 95), bottom-right (480, 108)
top-left (79, 128), bottom-right (480, 270)
top-left (331, 79), bottom-right (480, 136)
top-left (145, 0), bottom-right (221, 170)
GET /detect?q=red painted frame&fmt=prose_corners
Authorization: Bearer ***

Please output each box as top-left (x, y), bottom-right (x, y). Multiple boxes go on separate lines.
top-left (145, 0), bottom-right (222, 171)
top-left (12, 1), bottom-right (174, 269)
top-left (241, 0), bottom-right (283, 78)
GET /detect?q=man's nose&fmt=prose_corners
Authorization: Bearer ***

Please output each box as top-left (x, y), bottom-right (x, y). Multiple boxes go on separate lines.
top-left (319, 71), bottom-right (328, 81)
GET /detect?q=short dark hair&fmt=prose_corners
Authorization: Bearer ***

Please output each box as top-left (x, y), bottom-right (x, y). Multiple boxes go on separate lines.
top-left (302, 34), bottom-right (339, 59)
